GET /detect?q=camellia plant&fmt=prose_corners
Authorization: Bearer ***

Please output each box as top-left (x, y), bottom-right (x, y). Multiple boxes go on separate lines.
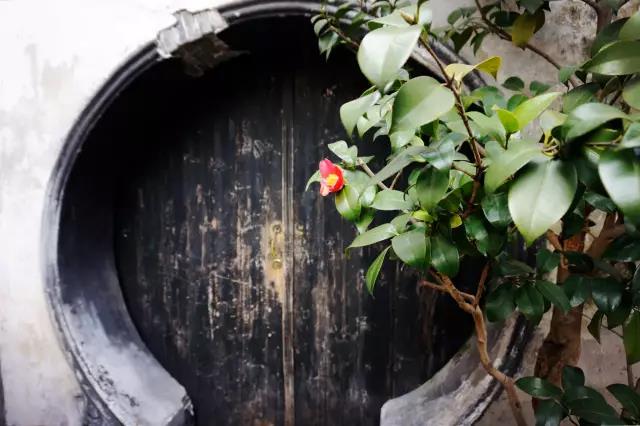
top-left (307, 0), bottom-right (640, 424)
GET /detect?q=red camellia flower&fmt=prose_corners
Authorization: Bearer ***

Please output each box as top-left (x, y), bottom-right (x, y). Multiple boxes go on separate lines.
top-left (319, 159), bottom-right (344, 196)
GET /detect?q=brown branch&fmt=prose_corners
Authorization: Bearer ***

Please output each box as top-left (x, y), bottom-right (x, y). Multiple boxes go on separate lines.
top-left (431, 270), bottom-right (527, 426)
top-left (474, 263), bottom-right (490, 307)
top-left (327, 23), bottom-right (360, 50)
top-left (358, 159), bottom-right (390, 190)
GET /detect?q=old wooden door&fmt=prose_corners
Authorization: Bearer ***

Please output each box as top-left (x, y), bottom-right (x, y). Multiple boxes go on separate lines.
top-left (113, 18), bottom-right (472, 425)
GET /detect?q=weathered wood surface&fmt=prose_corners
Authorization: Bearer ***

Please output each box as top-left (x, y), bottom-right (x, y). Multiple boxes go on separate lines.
top-left (106, 18), bottom-right (473, 425)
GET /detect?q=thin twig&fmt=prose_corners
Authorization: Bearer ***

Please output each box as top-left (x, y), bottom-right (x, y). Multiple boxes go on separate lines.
top-left (390, 171), bottom-right (402, 190)
top-left (473, 0), bottom-right (580, 88)
top-left (358, 159), bottom-right (390, 190)
top-left (328, 23), bottom-right (360, 50)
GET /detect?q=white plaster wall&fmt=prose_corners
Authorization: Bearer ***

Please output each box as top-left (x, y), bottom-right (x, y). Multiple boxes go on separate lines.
top-left (0, 2), bottom-right (219, 424)
top-left (0, 0), bottom-right (623, 424)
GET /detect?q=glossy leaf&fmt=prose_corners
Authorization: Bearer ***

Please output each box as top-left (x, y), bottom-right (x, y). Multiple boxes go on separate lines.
top-left (357, 26), bottom-right (422, 88)
top-left (503, 76), bottom-right (525, 91)
top-left (584, 41), bottom-right (640, 76)
top-left (328, 140), bottom-right (358, 165)
top-left (392, 229), bottom-right (430, 268)
top-left (624, 310), bottom-right (640, 364)
top-left (494, 108), bottom-right (520, 134)
top-left (591, 277), bottom-right (624, 313)
top-left (599, 149), bottom-right (640, 224)
top-left (563, 102), bottom-right (629, 141)
top-left (444, 56), bottom-right (501, 85)
top-left (563, 275), bottom-right (591, 307)
top-left (623, 78), bottom-right (640, 110)
top-left (508, 161), bottom-right (577, 245)
top-left (306, 170), bottom-right (321, 191)
top-left (562, 365), bottom-right (585, 389)
top-left (348, 223), bottom-right (398, 248)
top-left (464, 214), bottom-right (490, 255)
top-left (467, 111), bottom-right (506, 144)
top-left (484, 139), bottom-right (546, 193)
top-left (592, 18), bottom-right (627, 55)
top-left (335, 185), bottom-right (362, 222)
top-left (511, 92), bottom-right (561, 130)
top-left (481, 192), bottom-right (512, 228)
top-left (588, 310), bottom-right (604, 343)
top-left (603, 235), bottom-right (640, 262)
top-left (568, 397), bottom-right (619, 424)
top-left (536, 280), bottom-right (571, 313)
top-left (536, 249), bottom-right (561, 274)
top-left (372, 189), bottom-right (415, 211)
top-left (366, 246), bottom-right (390, 294)
top-left (416, 167), bottom-right (449, 211)
top-left (562, 83), bottom-right (598, 114)
top-left (431, 234), bottom-right (460, 276)
top-left (340, 92), bottom-right (381, 136)
top-left (620, 11), bottom-right (640, 41)
top-left (607, 384), bottom-right (640, 418)
top-left (534, 399), bottom-right (564, 426)
top-left (516, 376), bottom-right (563, 399)
top-left (391, 76), bottom-right (456, 133)
top-left (368, 145), bottom-right (428, 186)
top-left (511, 12), bottom-right (538, 47)
top-left (516, 284), bottom-right (546, 323)
top-left (486, 284), bottom-right (517, 322)
top-left (621, 122), bottom-right (640, 149)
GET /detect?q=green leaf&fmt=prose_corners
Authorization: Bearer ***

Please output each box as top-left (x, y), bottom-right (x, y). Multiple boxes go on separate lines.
top-left (621, 122), bottom-right (640, 149)
top-left (534, 399), bottom-right (564, 426)
top-left (562, 83), bottom-right (599, 114)
top-left (392, 229), bottom-right (430, 268)
top-left (562, 366), bottom-right (585, 389)
top-left (348, 223), bottom-right (398, 248)
top-left (536, 248), bottom-right (561, 274)
top-left (431, 233), bottom-right (459, 276)
top-left (496, 258), bottom-right (535, 276)
top-left (604, 235), bottom-right (640, 261)
top-left (569, 397), bottom-right (620, 424)
top-left (391, 76), bottom-right (456, 133)
top-left (619, 12), bottom-right (640, 41)
top-left (368, 145), bottom-right (429, 186)
top-left (530, 81), bottom-right (551, 96)
top-left (328, 140), bottom-right (358, 165)
top-left (584, 40), bottom-right (640, 76)
top-left (516, 376), bottom-right (563, 399)
top-left (516, 284), bottom-right (546, 323)
top-left (494, 108), bottom-right (520, 134)
top-left (444, 56), bottom-right (501, 85)
top-left (423, 136), bottom-right (457, 170)
top-left (563, 275), bottom-right (591, 307)
top-left (507, 94), bottom-right (528, 111)
top-left (511, 92), bottom-right (562, 130)
top-left (486, 284), bottom-right (517, 322)
top-left (335, 185), bottom-right (362, 222)
top-left (416, 167), bottom-right (449, 211)
top-left (608, 384), bottom-right (640, 419)
top-left (536, 280), bottom-right (571, 313)
top-left (305, 170), bottom-right (321, 191)
top-left (340, 92), bottom-right (381, 136)
top-left (623, 78), bottom-right (640, 110)
top-left (511, 12), bottom-right (538, 47)
top-left (484, 139), bottom-right (546, 193)
top-left (503, 76), bottom-right (525, 91)
top-left (592, 18), bottom-right (627, 55)
top-left (366, 246), bottom-right (390, 294)
top-left (481, 192), bottom-right (512, 228)
top-left (508, 161), bottom-right (578, 245)
top-left (588, 310), bottom-right (604, 343)
top-left (464, 214), bottom-right (490, 255)
top-left (583, 191), bottom-right (617, 213)
top-left (563, 102), bottom-right (629, 141)
top-left (371, 189), bottom-right (414, 211)
top-left (599, 149), bottom-right (640, 224)
top-left (624, 310), bottom-right (640, 364)
top-left (357, 26), bottom-right (422, 88)
top-left (591, 277), bottom-right (624, 313)
top-left (559, 65), bottom-right (579, 84)
top-left (467, 111), bottom-right (506, 144)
